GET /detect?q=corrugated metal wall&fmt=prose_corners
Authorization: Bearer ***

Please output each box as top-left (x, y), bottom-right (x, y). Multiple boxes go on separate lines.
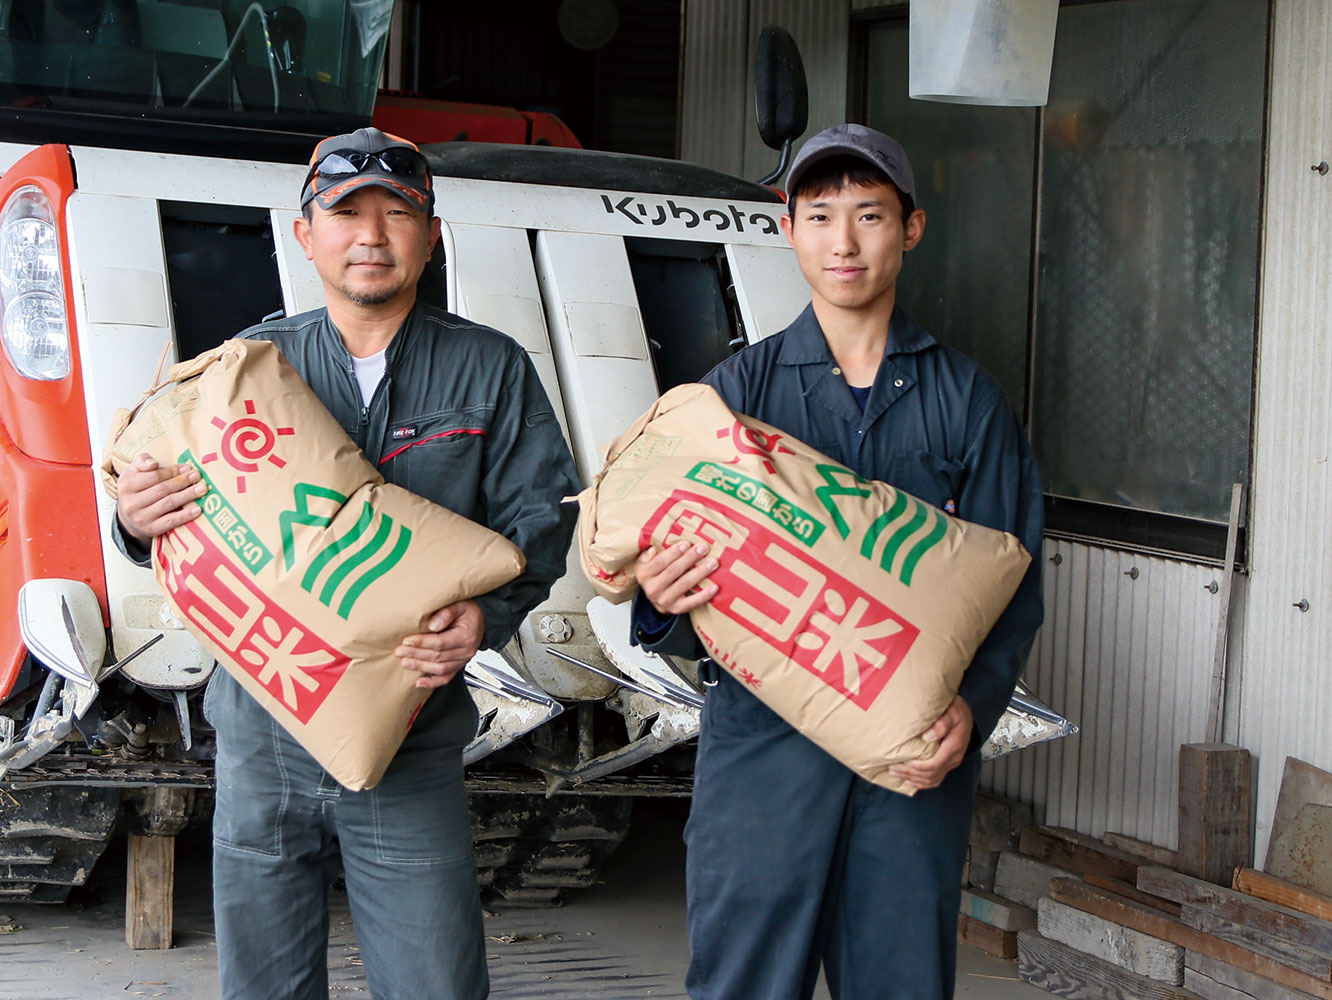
top-left (1236, 0), bottom-right (1332, 863)
top-left (680, 0), bottom-right (851, 178)
top-left (982, 540), bottom-right (1225, 849)
top-left (594, 0), bottom-right (685, 158)
top-left (679, 0), bottom-right (750, 173)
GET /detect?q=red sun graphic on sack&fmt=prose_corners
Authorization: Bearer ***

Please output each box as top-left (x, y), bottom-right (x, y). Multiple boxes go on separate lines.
top-left (717, 420), bottom-right (793, 475)
top-left (201, 400), bottom-right (296, 493)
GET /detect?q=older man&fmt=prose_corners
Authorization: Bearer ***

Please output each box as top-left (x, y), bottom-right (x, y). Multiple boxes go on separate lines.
top-left (114, 128), bottom-right (578, 1000)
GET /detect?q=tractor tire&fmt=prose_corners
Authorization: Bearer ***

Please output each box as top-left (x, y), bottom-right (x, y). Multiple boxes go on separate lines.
top-left (469, 793), bottom-right (632, 907)
top-left (0, 786), bottom-right (121, 903)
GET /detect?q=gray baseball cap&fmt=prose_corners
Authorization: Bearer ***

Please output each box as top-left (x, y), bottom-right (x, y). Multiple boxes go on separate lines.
top-left (301, 127), bottom-right (434, 212)
top-left (785, 124), bottom-right (916, 205)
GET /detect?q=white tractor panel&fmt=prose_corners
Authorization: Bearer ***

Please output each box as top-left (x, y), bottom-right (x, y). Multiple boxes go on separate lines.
top-left (72, 147), bottom-right (306, 208)
top-left (65, 192), bottom-right (212, 687)
top-left (534, 231), bottom-right (660, 484)
top-left (725, 243), bottom-right (807, 343)
top-left (270, 209), bottom-right (325, 317)
top-left (447, 223), bottom-right (573, 445)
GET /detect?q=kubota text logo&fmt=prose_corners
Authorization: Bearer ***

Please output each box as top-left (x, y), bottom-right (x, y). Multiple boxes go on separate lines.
top-left (600, 195), bottom-right (780, 235)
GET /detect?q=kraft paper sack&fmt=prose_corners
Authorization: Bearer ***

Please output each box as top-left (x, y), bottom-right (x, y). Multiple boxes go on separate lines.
top-left (578, 383), bottom-right (1030, 795)
top-left (102, 339), bottom-right (525, 790)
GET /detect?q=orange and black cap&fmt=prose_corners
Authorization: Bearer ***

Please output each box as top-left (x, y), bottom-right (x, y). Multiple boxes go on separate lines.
top-left (301, 127), bottom-right (434, 213)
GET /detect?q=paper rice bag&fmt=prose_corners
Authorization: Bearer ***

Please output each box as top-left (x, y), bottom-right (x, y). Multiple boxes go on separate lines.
top-left (577, 382), bottom-right (1030, 795)
top-left (102, 338), bottom-right (525, 790)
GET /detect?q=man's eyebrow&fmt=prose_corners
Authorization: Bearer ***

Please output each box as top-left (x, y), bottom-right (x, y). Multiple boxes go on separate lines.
top-left (803, 198), bottom-right (889, 209)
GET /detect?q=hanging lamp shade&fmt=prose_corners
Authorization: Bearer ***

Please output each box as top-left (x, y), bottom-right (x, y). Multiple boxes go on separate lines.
top-left (909, 0), bottom-right (1059, 107)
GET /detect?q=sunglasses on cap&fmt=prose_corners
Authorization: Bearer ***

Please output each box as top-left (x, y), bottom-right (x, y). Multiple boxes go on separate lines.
top-left (304, 146), bottom-right (431, 188)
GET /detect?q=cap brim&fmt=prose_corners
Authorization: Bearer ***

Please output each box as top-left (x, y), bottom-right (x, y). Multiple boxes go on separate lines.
top-left (304, 173), bottom-right (433, 212)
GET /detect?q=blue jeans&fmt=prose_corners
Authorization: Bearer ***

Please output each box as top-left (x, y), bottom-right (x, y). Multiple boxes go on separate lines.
top-left (205, 670), bottom-right (488, 1000)
top-left (685, 670), bottom-right (980, 1000)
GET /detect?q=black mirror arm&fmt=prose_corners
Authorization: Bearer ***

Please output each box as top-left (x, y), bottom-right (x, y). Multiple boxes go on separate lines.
top-left (756, 137), bottom-right (793, 187)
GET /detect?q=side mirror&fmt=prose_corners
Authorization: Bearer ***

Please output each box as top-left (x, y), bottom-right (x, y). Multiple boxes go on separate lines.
top-left (754, 25), bottom-right (808, 185)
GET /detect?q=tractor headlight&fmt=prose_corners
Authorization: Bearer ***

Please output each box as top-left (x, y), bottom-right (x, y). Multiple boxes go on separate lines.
top-left (0, 187), bottom-right (69, 381)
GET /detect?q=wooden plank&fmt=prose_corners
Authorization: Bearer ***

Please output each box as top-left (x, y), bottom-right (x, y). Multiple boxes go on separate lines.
top-left (994, 851), bottom-right (1076, 909)
top-left (961, 888), bottom-right (1037, 931)
top-left (1017, 930), bottom-right (1204, 1000)
top-left (958, 912), bottom-right (1018, 959)
top-left (968, 848), bottom-right (1000, 892)
top-left (1140, 867), bottom-right (1332, 954)
top-left (1187, 951), bottom-right (1321, 1000)
top-left (125, 833), bottom-right (174, 950)
top-left (1186, 966), bottom-right (1262, 1000)
top-left (1235, 870), bottom-right (1332, 924)
top-left (1086, 872), bottom-right (1184, 916)
top-left (1179, 744), bottom-right (1253, 885)
top-left (1105, 831), bottom-right (1180, 869)
top-left (1038, 896), bottom-right (1185, 983)
top-left (1181, 906), bottom-right (1332, 981)
top-left (1020, 825), bottom-right (1145, 882)
top-left (1049, 878), bottom-right (1332, 1000)
top-left (970, 791), bottom-right (1033, 852)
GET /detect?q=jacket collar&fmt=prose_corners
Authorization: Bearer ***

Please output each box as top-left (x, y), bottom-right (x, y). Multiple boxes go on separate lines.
top-left (775, 302), bottom-right (936, 367)
top-left (320, 303), bottom-right (421, 372)
top-left (778, 302), bottom-right (937, 431)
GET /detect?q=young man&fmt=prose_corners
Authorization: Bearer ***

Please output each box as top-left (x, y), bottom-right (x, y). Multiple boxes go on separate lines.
top-left (634, 124), bottom-right (1045, 999)
top-left (113, 128), bottom-right (579, 1000)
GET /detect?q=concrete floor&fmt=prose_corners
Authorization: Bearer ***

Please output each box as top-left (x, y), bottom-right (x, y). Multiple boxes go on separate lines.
top-left (0, 799), bottom-right (1048, 999)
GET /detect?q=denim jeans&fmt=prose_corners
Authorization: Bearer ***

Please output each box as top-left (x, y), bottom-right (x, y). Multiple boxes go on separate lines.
top-left (205, 670), bottom-right (488, 1000)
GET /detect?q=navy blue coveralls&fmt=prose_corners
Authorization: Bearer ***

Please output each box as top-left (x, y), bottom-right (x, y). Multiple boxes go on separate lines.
top-left (635, 304), bottom-right (1045, 1000)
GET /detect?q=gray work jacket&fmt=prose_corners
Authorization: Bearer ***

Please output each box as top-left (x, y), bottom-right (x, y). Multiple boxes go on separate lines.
top-left (637, 303), bottom-right (1045, 745)
top-left (117, 302), bottom-right (579, 654)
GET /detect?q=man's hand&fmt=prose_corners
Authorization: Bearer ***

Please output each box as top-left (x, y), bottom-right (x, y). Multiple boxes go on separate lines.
top-left (397, 599), bottom-right (485, 689)
top-left (116, 453), bottom-right (207, 542)
top-left (637, 541), bottom-right (719, 616)
top-left (890, 695), bottom-right (974, 791)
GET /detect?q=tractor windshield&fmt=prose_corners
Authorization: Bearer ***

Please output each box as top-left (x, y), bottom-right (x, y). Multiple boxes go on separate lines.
top-left (0, 0), bottom-right (391, 127)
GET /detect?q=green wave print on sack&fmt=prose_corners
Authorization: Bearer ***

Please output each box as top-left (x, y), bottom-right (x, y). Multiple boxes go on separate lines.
top-left (279, 483), bottom-right (414, 620)
top-left (814, 464), bottom-right (947, 586)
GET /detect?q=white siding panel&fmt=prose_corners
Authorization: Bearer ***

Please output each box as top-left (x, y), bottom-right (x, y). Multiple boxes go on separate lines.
top-left (680, 0), bottom-right (750, 175)
top-left (983, 541), bottom-right (1224, 850)
top-left (1238, 0), bottom-right (1332, 863)
top-left (680, 0), bottom-right (850, 178)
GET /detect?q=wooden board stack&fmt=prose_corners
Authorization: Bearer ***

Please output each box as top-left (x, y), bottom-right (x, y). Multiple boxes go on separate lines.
top-left (957, 792), bottom-right (1037, 959)
top-left (986, 824), bottom-right (1332, 1000)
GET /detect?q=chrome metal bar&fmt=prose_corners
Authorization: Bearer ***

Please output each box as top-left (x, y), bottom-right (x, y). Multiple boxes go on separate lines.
top-left (545, 648), bottom-right (688, 707)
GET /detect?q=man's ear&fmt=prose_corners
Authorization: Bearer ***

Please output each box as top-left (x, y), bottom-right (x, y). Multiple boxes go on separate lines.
top-left (429, 215), bottom-right (442, 253)
top-left (779, 211), bottom-right (796, 249)
top-left (903, 208), bottom-right (926, 252)
top-left (293, 215), bottom-right (314, 261)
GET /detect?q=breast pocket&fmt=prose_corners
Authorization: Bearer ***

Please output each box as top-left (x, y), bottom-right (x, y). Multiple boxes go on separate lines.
top-left (380, 410), bottom-right (491, 508)
top-left (882, 449), bottom-right (966, 511)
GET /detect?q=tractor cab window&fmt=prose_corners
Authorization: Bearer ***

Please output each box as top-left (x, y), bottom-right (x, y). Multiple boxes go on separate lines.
top-left (0, 0), bottom-right (390, 123)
